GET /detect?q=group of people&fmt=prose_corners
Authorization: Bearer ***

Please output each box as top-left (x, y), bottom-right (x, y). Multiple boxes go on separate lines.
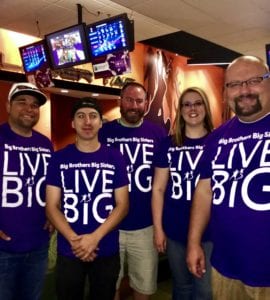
top-left (0, 54), bottom-right (269, 300)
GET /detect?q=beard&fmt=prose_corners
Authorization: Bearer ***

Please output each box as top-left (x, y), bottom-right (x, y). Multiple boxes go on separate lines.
top-left (120, 107), bottom-right (145, 124)
top-left (234, 94), bottom-right (262, 117)
top-left (12, 115), bottom-right (39, 130)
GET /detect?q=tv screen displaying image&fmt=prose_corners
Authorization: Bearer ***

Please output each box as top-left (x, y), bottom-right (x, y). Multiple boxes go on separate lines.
top-left (19, 40), bottom-right (49, 73)
top-left (86, 13), bottom-right (134, 59)
top-left (19, 40), bottom-right (54, 88)
top-left (45, 23), bottom-right (90, 69)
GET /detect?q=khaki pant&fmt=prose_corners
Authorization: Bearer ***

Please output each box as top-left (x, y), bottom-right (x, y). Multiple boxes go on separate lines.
top-left (116, 226), bottom-right (158, 295)
top-left (212, 267), bottom-right (270, 300)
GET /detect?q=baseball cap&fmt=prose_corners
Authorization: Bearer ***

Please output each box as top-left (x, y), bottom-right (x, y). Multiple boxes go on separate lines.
top-left (8, 82), bottom-right (47, 106)
top-left (71, 97), bottom-right (102, 118)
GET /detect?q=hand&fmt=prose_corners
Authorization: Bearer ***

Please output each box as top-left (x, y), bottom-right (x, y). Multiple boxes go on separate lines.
top-left (186, 244), bottom-right (206, 278)
top-left (154, 228), bottom-right (167, 253)
top-left (43, 220), bottom-right (55, 235)
top-left (80, 249), bottom-right (98, 262)
top-left (70, 234), bottom-right (99, 262)
top-left (0, 230), bottom-right (11, 241)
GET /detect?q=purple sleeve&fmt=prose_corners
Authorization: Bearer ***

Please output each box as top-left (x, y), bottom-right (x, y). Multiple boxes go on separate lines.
top-left (46, 152), bottom-right (61, 187)
top-left (111, 148), bottom-right (129, 188)
top-left (153, 135), bottom-right (171, 168)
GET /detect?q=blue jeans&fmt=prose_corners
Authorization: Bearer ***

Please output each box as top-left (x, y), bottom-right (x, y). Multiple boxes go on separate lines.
top-left (0, 246), bottom-right (48, 300)
top-left (167, 238), bottom-right (213, 300)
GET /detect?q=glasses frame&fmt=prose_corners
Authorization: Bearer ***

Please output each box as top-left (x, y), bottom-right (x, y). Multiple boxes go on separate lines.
top-left (181, 101), bottom-right (205, 109)
top-left (225, 72), bottom-right (270, 89)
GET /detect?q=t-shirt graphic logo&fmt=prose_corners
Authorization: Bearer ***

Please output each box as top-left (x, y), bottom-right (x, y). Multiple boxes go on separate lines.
top-left (184, 171), bottom-right (194, 181)
top-left (230, 169), bottom-right (244, 181)
top-left (80, 193), bottom-right (92, 203)
top-left (25, 176), bottom-right (35, 186)
top-left (127, 165), bottom-right (134, 173)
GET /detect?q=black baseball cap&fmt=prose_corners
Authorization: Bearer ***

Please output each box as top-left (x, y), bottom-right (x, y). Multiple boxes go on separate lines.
top-left (71, 97), bottom-right (102, 118)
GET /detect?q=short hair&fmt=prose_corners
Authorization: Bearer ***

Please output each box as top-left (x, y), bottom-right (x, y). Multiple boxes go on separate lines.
top-left (172, 87), bottom-right (214, 146)
top-left (120, 82), bottom-right (147, 99)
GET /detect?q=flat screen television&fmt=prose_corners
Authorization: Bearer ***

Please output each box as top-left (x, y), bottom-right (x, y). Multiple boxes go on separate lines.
top-left (45, 23), bottom-right (90, 69)
top-left (19, 40), bottom-right (49, 73)
top-left (86, 13), bottom-right (134, 59)
top-left (19, 39), bottom-right (54, 88)
top-left (266, 44), bottom-right (270, 67)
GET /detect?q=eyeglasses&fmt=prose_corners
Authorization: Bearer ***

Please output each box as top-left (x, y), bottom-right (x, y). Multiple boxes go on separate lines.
top-left (225, 72), bottom-right (270, 89)
top-left (122, 96), bottom-right (145, 105)
top-left (181, 101), bottom-right (204, 109)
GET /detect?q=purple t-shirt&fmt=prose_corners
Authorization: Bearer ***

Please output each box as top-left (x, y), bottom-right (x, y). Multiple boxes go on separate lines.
top-left (0, 123), bottom-right (53, 252)
top-left (46, 144), bottom-right (128, 258)
top-left (200, 114), bottom-right (270, 286)
top-left (99, 119), bottom-right (167, 230)
top-left (154, 135), bottom-right (210, 244)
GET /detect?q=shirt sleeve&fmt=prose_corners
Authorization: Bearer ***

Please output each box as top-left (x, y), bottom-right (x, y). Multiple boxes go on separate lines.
top-left (45, 152), bottom-right (62, 187)
top-left (153, 135), bottom-right (171, 168)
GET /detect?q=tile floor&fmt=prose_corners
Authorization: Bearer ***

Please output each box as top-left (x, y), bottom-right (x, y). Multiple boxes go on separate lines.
top-left (151, 279), bottom-right (172, 300)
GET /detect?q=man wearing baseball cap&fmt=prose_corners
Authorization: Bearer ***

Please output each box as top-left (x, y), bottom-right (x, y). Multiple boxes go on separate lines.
top-left (0, 82), bottom-right (53, 299)
top-left (46, 97), bottom-right (129, 300)
top-left (8, 82), bottom-right (47, 106)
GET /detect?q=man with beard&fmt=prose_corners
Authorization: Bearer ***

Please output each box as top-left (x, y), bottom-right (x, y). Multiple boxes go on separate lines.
top-left (187, 55), bottom-right (270, 300)
top-left (0, 82), bottom-right (53, 300)
top-left (99, 82), bottom-right (167, 300)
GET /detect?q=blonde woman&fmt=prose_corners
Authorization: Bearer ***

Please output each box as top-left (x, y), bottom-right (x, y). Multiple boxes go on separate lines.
top-left (152, 87), bottom-right (214, 300)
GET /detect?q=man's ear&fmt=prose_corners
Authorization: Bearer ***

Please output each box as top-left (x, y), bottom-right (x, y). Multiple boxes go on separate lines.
top-left (144, 99), bottom-right (150, 113)
top-left (6, 101), bottom-right (11, 113)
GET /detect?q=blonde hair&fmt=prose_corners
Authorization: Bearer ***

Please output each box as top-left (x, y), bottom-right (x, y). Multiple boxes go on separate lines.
top-left (172, 87), bottom-right (214, 146)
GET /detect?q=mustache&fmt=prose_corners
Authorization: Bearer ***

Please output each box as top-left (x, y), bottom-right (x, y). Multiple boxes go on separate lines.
top-left (235, 94), bottom-right (259, 101)
top-left (127, 109), bottom-right (140, 113)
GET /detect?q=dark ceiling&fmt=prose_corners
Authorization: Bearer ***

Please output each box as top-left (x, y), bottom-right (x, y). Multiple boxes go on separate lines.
top-left (141, 30), bottom-right (242, 64)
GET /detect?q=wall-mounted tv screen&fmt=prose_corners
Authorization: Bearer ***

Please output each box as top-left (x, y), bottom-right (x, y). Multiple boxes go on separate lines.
top-left (86, 13), bottom-right (134, 59)
top-left (266, 44), bottom-right (270, 67)
top-left (19, 40), bottom-right (54, 88)
top-left (45, 23), bottom-right (90, 69)
top-left (19, 40), bottom-right (49, 73)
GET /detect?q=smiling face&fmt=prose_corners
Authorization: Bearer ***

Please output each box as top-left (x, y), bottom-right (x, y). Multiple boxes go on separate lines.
top-left (119, 85), bottom-right (148, 125)
top-left (180, 91), bottom-right (206, 127)
top-left (224, 57), bottom-right (270, 122)
top-left (72, 107), bottom-right (102, 142)
top-left (7, 94), bottom-right (40, 136)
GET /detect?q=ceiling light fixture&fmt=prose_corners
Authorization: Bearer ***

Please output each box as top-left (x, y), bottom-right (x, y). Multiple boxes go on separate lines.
top-left (187, 58), bottom-right (231, 66)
